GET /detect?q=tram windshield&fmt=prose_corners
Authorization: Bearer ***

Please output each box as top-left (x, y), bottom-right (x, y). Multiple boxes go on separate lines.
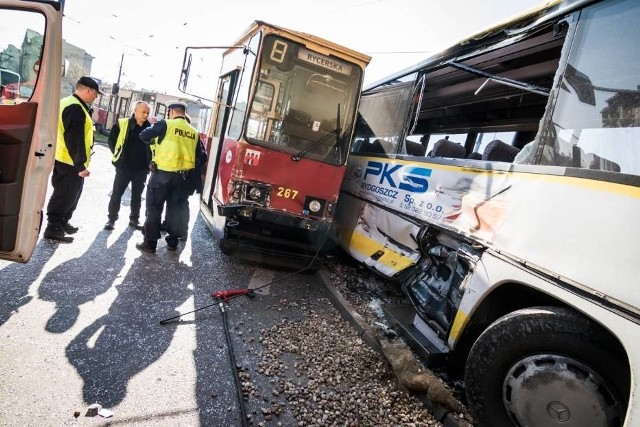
top-left (245, 34), bottom-right (362, 165)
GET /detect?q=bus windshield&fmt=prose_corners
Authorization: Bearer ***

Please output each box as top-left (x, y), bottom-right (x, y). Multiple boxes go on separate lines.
top-left (245, 34), bottom-right (362, 165)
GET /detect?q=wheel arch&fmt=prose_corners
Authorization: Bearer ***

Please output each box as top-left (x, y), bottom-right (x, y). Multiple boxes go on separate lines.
top-left (449, 281), bottom-right (631, 388)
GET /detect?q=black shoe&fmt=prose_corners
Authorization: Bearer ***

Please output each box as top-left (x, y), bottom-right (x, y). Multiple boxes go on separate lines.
top-left (104, 221), bottom-right (115, 230)
top-left (129, 220), bottom-right (143, 231)
top-left (136, 242), bottom-right (156, 254)
top-left (62, 223), bottom-right (79, 234)
top-left (167, 244), bottom-right (178, 251)
top-left (43, 228), bottom-right (74, 243)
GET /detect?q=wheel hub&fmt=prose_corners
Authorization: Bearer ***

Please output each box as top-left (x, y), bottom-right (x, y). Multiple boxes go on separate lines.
top-left (502, 354), bottom-right (622, 426)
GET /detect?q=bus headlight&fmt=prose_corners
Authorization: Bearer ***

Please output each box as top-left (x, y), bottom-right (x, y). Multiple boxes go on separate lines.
top-left (308, 200), bottom-right (322, 213)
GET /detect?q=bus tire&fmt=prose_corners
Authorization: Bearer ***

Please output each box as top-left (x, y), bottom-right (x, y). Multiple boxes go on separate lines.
top-left (464, 306), bottom-right (628, 427)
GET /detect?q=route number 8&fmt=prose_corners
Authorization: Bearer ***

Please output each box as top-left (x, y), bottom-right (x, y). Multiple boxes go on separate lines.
top-left (270, 40), bottom-right (288, 63)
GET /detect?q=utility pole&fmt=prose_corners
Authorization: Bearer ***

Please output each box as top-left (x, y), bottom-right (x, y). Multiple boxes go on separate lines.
top-left (114, 52), bottom-right (124, 117)
top-left (104, 53), bottom-right (123, 129)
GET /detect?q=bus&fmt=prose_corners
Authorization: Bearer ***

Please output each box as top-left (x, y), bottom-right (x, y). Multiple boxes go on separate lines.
top-left (0, 0), bottom-right (63, 262)
top-left (180, 21), bottom-right (370, 267)
top-left (335, 0), bottom-right (639, 425)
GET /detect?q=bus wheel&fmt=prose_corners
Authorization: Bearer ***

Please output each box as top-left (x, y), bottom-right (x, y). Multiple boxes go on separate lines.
top-left (464, 306), bottom-right (628, 427)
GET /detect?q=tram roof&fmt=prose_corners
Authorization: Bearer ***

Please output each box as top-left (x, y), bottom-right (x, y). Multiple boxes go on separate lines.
top-left (228, 20), bottom-right (371, 65)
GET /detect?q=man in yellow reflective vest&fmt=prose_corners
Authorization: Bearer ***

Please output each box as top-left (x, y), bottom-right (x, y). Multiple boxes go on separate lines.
top-left (104, 101), bottom-right (152, 231)
top-left (43, 76), bottom-right (102, 243)
top-left (136, 101), bottom-right (200, 253)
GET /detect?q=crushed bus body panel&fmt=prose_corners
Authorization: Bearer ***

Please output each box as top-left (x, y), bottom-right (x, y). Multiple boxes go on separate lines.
top-left (336, 0), bottom-right (640, 425)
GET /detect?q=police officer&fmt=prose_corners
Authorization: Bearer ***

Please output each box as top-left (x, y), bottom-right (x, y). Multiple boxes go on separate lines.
top-left (104, 101), bottom-right (152, 231)
top-left (43, 76), bottom-right (102, 243)
top-left (136, 101), bottom-right (198, 253)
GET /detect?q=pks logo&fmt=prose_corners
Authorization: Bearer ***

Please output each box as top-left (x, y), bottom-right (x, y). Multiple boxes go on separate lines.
top-left (364, 161), bottom-right (431, 193)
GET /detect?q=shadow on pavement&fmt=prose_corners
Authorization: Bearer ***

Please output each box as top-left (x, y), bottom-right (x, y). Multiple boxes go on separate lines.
top-left (38, 228), bottom-right (133, 333)
top-left (65, 237), bottom-right (193, 407)
top-left (0, 241), bottom-right (57, 327)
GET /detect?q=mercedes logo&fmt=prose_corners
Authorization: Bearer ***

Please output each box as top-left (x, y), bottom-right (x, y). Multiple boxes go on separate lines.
top-left (546, 401), bottom-right (571, 423)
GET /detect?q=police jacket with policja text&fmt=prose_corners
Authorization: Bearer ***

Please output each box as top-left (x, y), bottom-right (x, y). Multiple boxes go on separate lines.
top-left (139, 116), bottom-right (197, 172)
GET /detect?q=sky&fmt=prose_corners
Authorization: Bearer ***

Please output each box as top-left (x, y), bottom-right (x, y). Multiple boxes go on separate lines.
top-left (60, 0), bottom-right (547, 98)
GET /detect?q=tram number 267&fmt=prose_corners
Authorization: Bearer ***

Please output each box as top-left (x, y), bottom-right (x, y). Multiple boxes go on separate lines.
top-left (276, 187), bottom-right (298, 199)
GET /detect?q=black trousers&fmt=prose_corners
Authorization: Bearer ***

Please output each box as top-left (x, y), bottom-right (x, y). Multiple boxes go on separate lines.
top-left (143, 171), bottom-right (191, 249)
top-left (107, 168), bottom-right (148, 222)
top-left (46, 161), bottom-right (84, 227)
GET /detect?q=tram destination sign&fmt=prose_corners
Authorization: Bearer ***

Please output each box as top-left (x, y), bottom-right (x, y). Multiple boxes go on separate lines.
top-left (298, 48), bottom-right (352, 76)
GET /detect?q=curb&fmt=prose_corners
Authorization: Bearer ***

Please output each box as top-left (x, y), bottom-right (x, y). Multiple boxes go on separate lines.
top-left (317, 269), bottom-right (471, 427)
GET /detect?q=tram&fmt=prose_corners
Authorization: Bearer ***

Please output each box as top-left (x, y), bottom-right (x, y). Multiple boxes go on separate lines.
top-left (336, 0), bottom-right (640, 425)
top-left (180, 21), bottom-right (369, 267)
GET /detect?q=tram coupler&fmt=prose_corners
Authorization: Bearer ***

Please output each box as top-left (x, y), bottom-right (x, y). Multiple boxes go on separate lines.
top-left (213, 288), bottom-right (254, 301)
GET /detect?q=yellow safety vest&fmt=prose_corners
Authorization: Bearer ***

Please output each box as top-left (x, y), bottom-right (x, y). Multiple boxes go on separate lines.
top-left (155, 118), bottom-right (197, 171)
top-left (56, 95), bottom-right (93, 168)
top-left (112, 118), bottom-right (129, 162)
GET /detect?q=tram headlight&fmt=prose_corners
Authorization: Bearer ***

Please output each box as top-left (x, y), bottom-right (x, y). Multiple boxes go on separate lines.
top-left (241, 182), bottom-right (270, 206)
top-left (303, 196), bottom-right (327, 218)
top-left (248, 187), bottom-right (262, 201)
top-left (308, 200), bottom-right (322, 213)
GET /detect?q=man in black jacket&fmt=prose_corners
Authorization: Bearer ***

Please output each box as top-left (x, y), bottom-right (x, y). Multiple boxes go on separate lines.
top-left (104, 101), bottom-right (152, 231)
top-left (43, 76), bottom-right (102, 243)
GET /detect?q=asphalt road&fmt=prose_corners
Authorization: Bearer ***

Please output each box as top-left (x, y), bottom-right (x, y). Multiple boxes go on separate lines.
top-left (0, 139), bottom-right (338, 426)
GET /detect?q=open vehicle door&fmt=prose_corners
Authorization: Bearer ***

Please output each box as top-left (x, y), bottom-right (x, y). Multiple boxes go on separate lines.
top-left (0, 0), bottom-right (63, 262)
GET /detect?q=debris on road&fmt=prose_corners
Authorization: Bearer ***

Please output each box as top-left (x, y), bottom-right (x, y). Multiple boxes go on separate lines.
top-left (258, 303), bottom-right (442, 426)
top-left (85, 403), bottom-right (101, 417)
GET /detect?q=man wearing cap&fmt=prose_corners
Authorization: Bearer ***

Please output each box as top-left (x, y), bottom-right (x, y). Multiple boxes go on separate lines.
top-left (103, 101), bottom-right (153, 231)
top-left (43, 76), bottom-right (102, 243)
top-left (135, 101), bottom-right (199, 253)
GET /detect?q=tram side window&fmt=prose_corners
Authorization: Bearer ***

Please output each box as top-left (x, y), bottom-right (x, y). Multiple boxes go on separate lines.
top-left (228, 32), bottom-right (261, 140)
top-left (537, 0), bottom-right (640, 175)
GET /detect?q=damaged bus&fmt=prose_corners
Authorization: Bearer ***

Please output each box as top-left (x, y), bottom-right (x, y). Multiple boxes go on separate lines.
top-left (335, 0), bottom-right (640, 425)
top-left (179, 21), bottom-right (369, 267)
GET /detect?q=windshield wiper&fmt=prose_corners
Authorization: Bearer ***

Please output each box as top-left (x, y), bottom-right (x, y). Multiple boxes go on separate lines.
top-left (291, 104), bottom-right (342, 161)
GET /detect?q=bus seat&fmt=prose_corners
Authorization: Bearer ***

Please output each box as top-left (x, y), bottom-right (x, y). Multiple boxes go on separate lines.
top-left (357, 138), bottom-right (385, 154)
top-left (590, 154), bottom-right (621, 173)
top-left (468, 152), bottom-right (482, 160)
top-left (482, 140), bottom-right (520, 162)
top-left (429, 139), bottom-right (466, 159)
top-left (406, 140), bottom-right (426, 156)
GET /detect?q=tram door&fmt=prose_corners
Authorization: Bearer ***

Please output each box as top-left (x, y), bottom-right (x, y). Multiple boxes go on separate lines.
top-left (202, 72), bottom-right (237, 212)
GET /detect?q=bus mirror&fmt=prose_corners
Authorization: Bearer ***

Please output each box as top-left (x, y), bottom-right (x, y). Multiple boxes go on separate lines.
top-left (179, 51), bottom-right (193, 93)
top-left (61, 58), bottom-right (69, 77)
top-left (563, 64), bottom-right (595, 106)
